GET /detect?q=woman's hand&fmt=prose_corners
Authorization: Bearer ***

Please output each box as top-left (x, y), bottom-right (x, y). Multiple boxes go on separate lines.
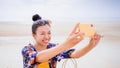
top-left (89, 33), bottom-right (102, 47)
top-left (65, 23), bottom-right (84, 49)
top-left (70, 33), bottom-right (102, 58)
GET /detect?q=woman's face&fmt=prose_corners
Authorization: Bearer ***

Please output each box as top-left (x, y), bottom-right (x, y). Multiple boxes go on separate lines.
top-left (33, 24), bottom-right (51, 46)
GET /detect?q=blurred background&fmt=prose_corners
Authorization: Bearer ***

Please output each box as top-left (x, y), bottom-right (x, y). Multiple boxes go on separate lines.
top-left (0, 0), bottom-right (120, 68)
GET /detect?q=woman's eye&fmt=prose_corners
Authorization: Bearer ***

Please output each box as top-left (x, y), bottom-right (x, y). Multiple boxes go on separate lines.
top-left (48, 32), bottom-right (51, 35)
top-left (40, 33), bottom-right (45, 35)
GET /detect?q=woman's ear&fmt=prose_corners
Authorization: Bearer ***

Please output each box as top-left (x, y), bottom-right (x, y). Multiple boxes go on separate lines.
top-left (47, 19), bottom-right (52, 24)
top-left (32, 33), bottom-right (36, 39)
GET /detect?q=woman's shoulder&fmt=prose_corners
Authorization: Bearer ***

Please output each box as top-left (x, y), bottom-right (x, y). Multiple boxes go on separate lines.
top-left (22, 43), bottom-right (36, 54)
top-left (23, 43), bottom-right (35, 49)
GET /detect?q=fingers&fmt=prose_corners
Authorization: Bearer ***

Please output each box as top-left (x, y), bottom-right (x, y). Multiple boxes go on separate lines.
top-left (90, 33), bottom-right (102, 45)
top-left (76, 32), bottom-right (84, 39)
top-left (92, 33), bottom-right (101, 40)
top-left (70, 23), bottom-right (79, 35)
top-left (74, 32), bottom-right (84, 43)
top-left (90, 33), bottom-right (101, 46)
top-left (70, 23), bottom-right (84, 39)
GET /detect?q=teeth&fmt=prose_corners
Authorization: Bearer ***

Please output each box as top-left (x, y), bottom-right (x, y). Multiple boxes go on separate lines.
top-left (44, 40), bottom-right (48, 42)
top-left (43, 40), bottom-right (49, 42)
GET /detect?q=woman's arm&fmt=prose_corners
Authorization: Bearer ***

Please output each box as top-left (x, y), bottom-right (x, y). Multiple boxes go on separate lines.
top-left (36, 23), bottom-right (84, 62)
top-left (70, 33), bottom-right (102, 58)
top-left (36, 41), bottom-right (68, 62)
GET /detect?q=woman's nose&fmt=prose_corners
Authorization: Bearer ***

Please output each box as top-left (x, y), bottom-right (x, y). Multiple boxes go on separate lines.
top-left (44, 34), bottom-right (50, 39)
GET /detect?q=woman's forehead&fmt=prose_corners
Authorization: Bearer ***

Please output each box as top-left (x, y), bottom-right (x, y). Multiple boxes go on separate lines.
top-left (37, 25), bottom-right (51, 32)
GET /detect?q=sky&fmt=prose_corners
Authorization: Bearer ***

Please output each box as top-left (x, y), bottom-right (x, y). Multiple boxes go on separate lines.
top-left (0, 0), bottom-right (120, 23)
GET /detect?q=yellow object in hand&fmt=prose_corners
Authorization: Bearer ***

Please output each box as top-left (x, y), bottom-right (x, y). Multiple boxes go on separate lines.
top-left (78, 23), bottom-right (95, 37)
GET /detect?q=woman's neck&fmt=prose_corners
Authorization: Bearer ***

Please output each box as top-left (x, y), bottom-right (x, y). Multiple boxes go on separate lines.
top-left (34, 43), bottom-right (47, 52)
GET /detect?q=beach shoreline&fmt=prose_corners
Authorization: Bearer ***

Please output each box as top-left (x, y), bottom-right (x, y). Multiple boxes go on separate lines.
top-left (0, 21), bottom-right (120, 68)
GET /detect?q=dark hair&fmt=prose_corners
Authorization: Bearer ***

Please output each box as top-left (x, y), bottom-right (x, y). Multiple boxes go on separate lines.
top-left (32, 14), bottom-right (51, 34)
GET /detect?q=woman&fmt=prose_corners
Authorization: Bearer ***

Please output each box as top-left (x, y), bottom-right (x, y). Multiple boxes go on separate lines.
top-left (21, 14), bottom-right (102, 68)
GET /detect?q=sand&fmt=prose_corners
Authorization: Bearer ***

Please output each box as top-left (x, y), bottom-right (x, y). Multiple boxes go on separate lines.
top-left (0, 21), bottom-right (120, 68)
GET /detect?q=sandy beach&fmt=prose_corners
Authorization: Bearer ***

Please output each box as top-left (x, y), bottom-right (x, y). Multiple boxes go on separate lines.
top-left (0, 21), bottom-right (120, 68)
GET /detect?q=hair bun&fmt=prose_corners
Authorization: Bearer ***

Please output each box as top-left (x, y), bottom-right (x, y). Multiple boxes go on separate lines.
top-left (32, 14), bottom-right (42, 21)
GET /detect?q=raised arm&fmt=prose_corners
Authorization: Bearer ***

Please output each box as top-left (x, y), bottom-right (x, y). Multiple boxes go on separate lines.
top-left (36, 23), bottom-right (84, 62)
top-left (70, 33), bottom-right (102, 58)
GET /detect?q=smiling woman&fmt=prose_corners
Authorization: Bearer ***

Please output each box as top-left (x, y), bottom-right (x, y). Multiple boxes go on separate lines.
top-left (21, 14), bottom-right (76, 68)
top-left (21, 14), bottom-right (102, 68)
